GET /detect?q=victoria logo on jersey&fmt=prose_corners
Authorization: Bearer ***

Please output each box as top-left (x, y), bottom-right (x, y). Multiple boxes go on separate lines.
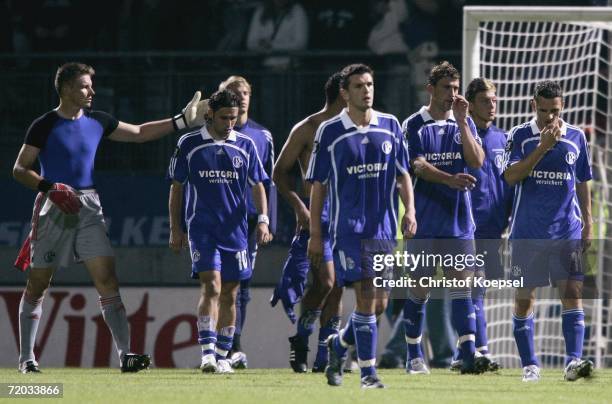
top-left (381, 140), bottom-right (392, 154)
top-left (565, 151), bottom-right (577, 165)
top-left (232, 156), bottom-right (244, 168)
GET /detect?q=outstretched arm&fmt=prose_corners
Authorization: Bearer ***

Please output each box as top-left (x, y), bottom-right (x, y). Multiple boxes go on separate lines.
top-left (108, 92), bottom-right (207, 143)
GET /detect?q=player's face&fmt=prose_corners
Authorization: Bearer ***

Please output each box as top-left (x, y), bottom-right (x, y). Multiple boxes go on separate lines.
top-left (211, 107), bottom-right (239, 137)
top-left (64, 74), bottom-right (94, 108)
top-left (229, 84), bottom-right (250, 114)
top-left (470, 90), bottom-right (497, 124)
top-left (532, 96), bottom-right (563, 128)
top-left (429, 77), bottom-right (460, 111)
top-left (341, 73), bottom-right (374, 112)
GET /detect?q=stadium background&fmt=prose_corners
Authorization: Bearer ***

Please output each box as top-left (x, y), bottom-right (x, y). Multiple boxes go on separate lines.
top-left (0, 0), bottom-right (609, 369)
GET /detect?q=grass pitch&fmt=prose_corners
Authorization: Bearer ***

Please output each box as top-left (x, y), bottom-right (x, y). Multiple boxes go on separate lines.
top-left (1, 368), bottom-right (610, 404)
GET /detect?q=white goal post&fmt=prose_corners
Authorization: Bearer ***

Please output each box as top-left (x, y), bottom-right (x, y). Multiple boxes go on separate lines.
top-left (463, 6), bottom-right (612, 369)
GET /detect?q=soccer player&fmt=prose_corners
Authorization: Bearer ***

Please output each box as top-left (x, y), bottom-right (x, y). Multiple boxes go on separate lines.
top-left (401, 61), bottom-right (489, 375)
top-left (307, 63), bottom-right (417, 388)
top-left (449, 78), bottom-right (512, 371)
top-left (272, 72), bottom-right (345, 373)
top-left (12, 62), bottom-right (206, 373)
top-left (168, 90), bottom-right (271, 374)
top-left (503, 80), bottom-right (593, 382)
top-left (217, 75), bottom-right (276, 369)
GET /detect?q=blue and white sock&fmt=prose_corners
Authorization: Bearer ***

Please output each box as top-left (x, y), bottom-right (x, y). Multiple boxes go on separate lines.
top-left (513, 312), bottom-right (538, 367)
top-left (352, 312), bottom-right (378, 378)
top-left (450, 289), bottom-right (476, 365)
top-left (472, 291), bottom-right (489, 356)
top-left (562, 308), bottom-right (585, 366)
top-left (315, 316), bottom-right (341, 365)
top-left (216, 326), bottom-right (235, 361)
top-left (333, 316), bottom-right (354, 357)
top-left (403, 293), bottom-right (428, 361)
top-left (197, 315), bottom-right (217, 357)
top-left (296, 308), bottom-right (321, 340)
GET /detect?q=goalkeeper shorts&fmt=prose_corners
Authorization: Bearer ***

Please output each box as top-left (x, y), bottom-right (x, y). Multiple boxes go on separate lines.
top-left (30, 189), bottom-right (113, 269)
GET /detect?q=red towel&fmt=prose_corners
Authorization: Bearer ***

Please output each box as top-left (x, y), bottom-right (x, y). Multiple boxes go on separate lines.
top-left (14, 234), bottom-right (31, 272)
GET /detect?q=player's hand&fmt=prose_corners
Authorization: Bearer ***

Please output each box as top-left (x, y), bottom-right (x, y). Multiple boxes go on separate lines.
top-left (296, 205), bottom-right (310, 231)
top-left (47, 183), bottom-right (82, 215)
top-left (445, 173), bottom-right (477, 191)
top-left (169, 227), bottom-right (187, 254)
top-left (257, 223), bottom-right (272, 245)
top-left (307, 234), bottom-right (323, 270)
top-left (452, 94), bottom-right (469, 122)
top-left (582, 221), bottom-right (593, 252)
top-left (539, 124), bottom-right (560, 151)
top-left (173, 91), bottom-right (208, 130)
top-left (401, 209), bottom-right (417, 239)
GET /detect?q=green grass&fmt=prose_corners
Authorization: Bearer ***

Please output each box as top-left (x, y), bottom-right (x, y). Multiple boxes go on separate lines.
top-left (1, 368), bottom-right (610, 404)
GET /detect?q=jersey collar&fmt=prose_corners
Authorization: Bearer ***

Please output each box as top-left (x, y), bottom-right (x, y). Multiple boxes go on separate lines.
top-left (419, 106), bottom-right (456, 123)
top-left (529, 118), bottom-right (568, 136)
top-left (340, 108), bottom-right (380, 130)
top-left (200, 125), bottom-right (237, 142)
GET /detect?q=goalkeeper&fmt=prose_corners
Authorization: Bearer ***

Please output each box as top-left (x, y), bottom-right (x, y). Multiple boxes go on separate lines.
top-left (12, 62), bottom-right (206, 374)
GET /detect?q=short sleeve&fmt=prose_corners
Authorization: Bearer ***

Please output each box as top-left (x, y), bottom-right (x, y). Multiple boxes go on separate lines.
top-left (404, 119), bottom-right (424, 159)
top-left (89, 110), bottom-right (120, 137)
top-left (305, 125), bottom-right (332, 184)
top-left (502, 127), bottom-right (523, 172)
top-left (394, 122), bottom-right (410, 176)
top-left (467, 117), bottom-right (482, 146)
top-left (24, 112), bottom-right (59, 149)
top-left (576, 132), bottom-right (593, 183)
top-left (168, 143), bottom-right (188, 184)
top-left (248, 143), bottom-right (268, 186)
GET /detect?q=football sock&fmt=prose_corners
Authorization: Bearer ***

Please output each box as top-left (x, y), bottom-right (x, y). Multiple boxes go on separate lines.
top-left (403, 293), bottom-right (428, 360)
top-left (513, 312), bottom-right (539, 367)
top-left (450, 290), bottom-right (476, 365)
top-left (18, 292), bottom-right (43, 364)
top-left (197, 315), bottom-right (217, 357)
top-left (352, 312), bottom-right (378, 378)
top-left (562, 308), bottom-right (585, 365)
top-left (99, 294), bottom-right (130, 361)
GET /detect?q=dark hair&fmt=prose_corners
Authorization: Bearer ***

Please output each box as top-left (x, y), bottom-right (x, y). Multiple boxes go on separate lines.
top-left (324, 71), bottom-right (343, 103)
top-left (428, 61), bottom-right (460, 86)
top-left (533, 80), bottom-right (563, 99)
top-left (55, 62), bottom-right (95, 96)
top-left (208, 89), bottom-right (240, 112)
top-left (339, 63), bottom-right (374, 89)
top-left (465, 78), bottom-right (496, 103)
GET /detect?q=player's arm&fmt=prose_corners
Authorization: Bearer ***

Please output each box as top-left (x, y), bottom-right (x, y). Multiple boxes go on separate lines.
top-left (576, 181), bottom-right (593, 251)
top-left (273, 121), bottom-right (311, 229)
top-left (168, 180), bottom-right (187, 254)
top-left (13, 144), bottom-right (43, 190)
top-left (307, 181), bottom-right (327, 269)
top-left (411, 157), bottom-right (477, 191)
top-left (503, 125), bottom-right (560, 186)
top-left (13, 144), bottom-right (81, 213)
top-left (108, 92), bottom-right (207, 143)
top-left (453, 95), bottom-right (484, 168)
top-left (252, 182), bottom-right (272, 245)
top-left (397, 174), bottom-right (417, 238)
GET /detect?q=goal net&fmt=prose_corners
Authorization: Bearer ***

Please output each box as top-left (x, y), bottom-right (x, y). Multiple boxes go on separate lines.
top-left (463, 6), bottom-right (612, 368)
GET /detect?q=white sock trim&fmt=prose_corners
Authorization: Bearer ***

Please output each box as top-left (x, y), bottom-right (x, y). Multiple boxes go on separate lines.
top-left (405, 335), bottom-right (422, 344)
top-left (358, 358), bottom-right (376, 368)
top-left (458, 334), bottom-right (476, 344)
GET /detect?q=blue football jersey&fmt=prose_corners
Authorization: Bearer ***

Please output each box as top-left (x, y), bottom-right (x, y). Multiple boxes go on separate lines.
top-left (168, 126), bottom-right (268, 251)
top-left (504, 119), bottom-right (592, 240)
top-left (305, 109), bottom-right (410, 249)
top-left (24, 110), bottom-right (119, 189)
top-left (403, 106), bottom-right (481, 239)
top-left (468, 125), bottom-right (513, 238)
top-left (234, 118), bottom-right (275, 218)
